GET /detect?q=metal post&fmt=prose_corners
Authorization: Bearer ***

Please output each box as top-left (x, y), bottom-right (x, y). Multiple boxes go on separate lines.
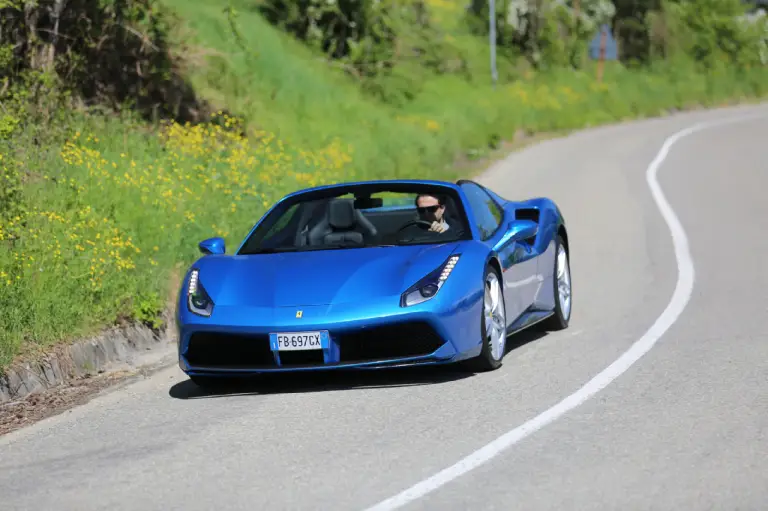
top-left (489, 0), bottom-right (498, 86)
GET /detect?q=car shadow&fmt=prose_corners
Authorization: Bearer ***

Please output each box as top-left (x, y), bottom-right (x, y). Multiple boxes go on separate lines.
top-left (168, 327), bottom-right (549, 400)
top-left (506, 326), bottom-right (549, 353)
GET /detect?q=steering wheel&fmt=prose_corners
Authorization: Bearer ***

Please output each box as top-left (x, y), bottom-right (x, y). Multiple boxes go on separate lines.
top-left (394, 220), bottom-right (434, 244)
top-left (396, 220), bottom-right (433, 233)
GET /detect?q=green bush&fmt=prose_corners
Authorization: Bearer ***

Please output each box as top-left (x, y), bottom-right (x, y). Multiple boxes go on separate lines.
top-left (0, 132), bottom-right (25, 225)
top-left (256, 0), bottom-right (468, 103)
top-left (0, 0), bottom-right (208, 122)
top-left (465, 0), bottom-right (615, 69)
top-left (612, 0), bottom-right (662, 65)
top-left (657, 0), bottom-right (768, 70)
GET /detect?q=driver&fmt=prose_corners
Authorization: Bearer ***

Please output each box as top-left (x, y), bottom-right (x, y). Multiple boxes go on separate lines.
top-left (415, 193), bottom-right (451, 233)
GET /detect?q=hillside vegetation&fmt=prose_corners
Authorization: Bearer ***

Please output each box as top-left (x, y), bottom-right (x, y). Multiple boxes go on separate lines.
top-left (1, 0), bottom-right (767, 371)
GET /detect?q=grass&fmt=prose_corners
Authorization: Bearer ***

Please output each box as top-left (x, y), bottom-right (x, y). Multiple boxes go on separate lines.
top-left (1, 0), bottom-right (768, 371)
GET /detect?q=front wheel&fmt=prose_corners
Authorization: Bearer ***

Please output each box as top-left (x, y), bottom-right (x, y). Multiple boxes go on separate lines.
top-left (466, 264), bottom-right (507, 372)
top-left (542, 234), bottom-right (571, 331)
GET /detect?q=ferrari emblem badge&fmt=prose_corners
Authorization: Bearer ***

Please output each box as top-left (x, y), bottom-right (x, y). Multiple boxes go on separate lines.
top-left (296, 310), bottom-right (303, 318)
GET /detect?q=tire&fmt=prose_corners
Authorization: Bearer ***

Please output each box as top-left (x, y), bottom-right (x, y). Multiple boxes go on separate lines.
top-left (466, 263), bottom-right (508, 372)
top-left (541, 233), bottom-right (571, 331)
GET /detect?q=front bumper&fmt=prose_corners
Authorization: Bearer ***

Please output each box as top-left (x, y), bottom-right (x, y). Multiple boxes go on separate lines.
top-left (177, 297), bottom-right (481, 375)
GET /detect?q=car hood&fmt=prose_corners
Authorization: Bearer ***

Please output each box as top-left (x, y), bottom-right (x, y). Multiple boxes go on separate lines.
top-left (193, 243), bottom-right (461, 307)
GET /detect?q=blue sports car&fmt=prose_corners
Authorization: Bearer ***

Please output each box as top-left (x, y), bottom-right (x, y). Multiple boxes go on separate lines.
top-left (176, 179), bottom-right (571, 388)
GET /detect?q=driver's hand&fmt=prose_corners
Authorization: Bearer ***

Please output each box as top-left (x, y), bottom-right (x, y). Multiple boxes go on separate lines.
top-left (429, 221), bottom-right (447, 233)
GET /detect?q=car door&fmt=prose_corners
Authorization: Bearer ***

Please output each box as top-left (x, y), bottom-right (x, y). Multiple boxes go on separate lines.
top-left (459, 182), bottom-right (538, 325)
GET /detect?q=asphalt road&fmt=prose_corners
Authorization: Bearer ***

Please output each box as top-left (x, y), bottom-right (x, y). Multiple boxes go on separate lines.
top-left (2, 103), bottom-right (768, 511)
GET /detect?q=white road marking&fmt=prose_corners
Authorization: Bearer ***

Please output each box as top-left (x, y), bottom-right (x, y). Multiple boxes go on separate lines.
top-left (364, 113), bottom-right (766, 511)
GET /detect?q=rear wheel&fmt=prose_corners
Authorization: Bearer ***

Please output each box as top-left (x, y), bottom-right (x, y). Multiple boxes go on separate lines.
top-left (542, 234), bottom-right (571, 331)
top-left (467, 264), bottom-right (507, 372)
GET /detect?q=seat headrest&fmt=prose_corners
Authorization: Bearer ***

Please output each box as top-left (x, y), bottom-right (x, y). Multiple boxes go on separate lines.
top-left (328, 199), bottom-right (356, 229)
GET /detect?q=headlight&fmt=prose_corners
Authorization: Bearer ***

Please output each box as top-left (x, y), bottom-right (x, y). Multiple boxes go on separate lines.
top-left (187, 268), bottom-right (214, 317)
top-left (401, 255), bottom-right (460, 307)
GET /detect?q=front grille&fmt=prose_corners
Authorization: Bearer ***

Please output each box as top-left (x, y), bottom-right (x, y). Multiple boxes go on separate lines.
top-left (337, 322), bottom-right (444, 363)
top-left (185, 332), bottom-right (275, 369)
top-left (185, 322), bottom-right (446, 370)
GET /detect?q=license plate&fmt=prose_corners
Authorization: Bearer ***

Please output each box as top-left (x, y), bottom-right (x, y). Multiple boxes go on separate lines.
top-left (269, 331), bottom-right (327, 351)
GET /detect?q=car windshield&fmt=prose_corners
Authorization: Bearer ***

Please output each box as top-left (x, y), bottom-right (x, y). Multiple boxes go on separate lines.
top-left (237, 187), bottom-right (472, 255)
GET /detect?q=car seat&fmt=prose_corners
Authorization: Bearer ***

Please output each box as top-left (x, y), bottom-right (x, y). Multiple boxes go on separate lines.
top-left (307, 199), bottom-right (378, 246)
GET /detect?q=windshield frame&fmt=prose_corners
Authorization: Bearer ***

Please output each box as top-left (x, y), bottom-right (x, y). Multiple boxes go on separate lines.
top-left (235, 183), bottom-right (473, 255)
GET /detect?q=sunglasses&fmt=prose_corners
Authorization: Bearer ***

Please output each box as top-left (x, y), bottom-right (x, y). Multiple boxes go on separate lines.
top-left (417, 205), bottom-right (441, 214)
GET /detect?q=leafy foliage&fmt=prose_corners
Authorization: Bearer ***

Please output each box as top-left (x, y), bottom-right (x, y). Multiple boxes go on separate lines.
top-left (465, 0), bottom-right (616, 69)
top-left (612, 0), bottom-right (662, 64)
top-left (653, 0), bottom-right (768, 70)
top-left (463, 0), bottom-right (767, 72)
top-left (0, 0), bottom-right (209, 122)
top-left (257, 0), bottom-right (469, 103)
top-left (0, 145), bottom-right (25, 227)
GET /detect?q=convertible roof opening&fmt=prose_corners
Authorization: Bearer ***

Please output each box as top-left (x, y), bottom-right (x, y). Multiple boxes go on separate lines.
top-left (237, 183), bottom-right (472, 255)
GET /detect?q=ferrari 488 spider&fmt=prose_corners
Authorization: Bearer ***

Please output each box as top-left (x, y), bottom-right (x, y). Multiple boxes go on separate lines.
top-left (176, 179), bottom-right (571, 387)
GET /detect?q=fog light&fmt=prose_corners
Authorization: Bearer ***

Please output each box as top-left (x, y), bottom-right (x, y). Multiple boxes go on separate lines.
top-left (420, 283), bottom-right (439, 298)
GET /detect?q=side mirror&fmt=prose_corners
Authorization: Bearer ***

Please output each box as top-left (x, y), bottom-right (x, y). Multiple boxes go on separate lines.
top-left (199, 237), bottom-right (226, 255)
top-left (507, 219), bottom-right (538, 242)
